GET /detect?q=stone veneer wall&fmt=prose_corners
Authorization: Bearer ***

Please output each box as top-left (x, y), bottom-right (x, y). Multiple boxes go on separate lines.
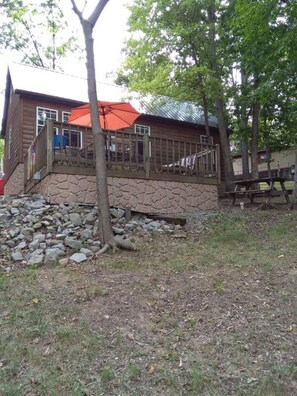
top-left (30, 173), bottom-right (218, 214)
top-left (4, 164), bottom-right (25, 195)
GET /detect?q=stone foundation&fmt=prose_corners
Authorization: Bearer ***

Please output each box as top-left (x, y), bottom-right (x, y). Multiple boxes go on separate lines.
top-left (30, 173), bottom-right (218, 214)
top-left (4, 164), bottom-right (25, 195)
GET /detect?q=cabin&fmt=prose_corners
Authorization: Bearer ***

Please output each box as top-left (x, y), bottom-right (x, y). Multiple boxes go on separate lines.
top-left (0, 63), bottom-right (222, 214)
top-left (233, 148), bottom-right (295, 180)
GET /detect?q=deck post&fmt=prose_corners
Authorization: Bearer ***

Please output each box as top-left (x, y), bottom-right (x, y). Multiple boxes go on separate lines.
top-left (143, 134), bottom-right (150, 178)
top-left (46, 120), bottom-right (54, 173)
top-left (216, 144), bottom-right (221, 183)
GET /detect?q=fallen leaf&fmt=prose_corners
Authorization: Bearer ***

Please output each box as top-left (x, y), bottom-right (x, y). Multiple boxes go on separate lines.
top-left (148, 365), bottom-right (155, 374)
top-left (32, 297), bottom-right (40, 304)
top-left (286, 325), bottom-right (293, 332)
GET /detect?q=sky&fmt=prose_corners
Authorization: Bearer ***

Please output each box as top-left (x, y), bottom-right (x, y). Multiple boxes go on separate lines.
top-left (0, 0), bottom-right (133, 123)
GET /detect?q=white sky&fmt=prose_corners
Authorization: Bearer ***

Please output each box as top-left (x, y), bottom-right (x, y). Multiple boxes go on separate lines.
top-left (0, 0), bottom-right (133, 124)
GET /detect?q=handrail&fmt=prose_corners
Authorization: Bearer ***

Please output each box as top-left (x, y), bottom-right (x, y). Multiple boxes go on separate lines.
top-left (24, 121), bottom-right (221, 187)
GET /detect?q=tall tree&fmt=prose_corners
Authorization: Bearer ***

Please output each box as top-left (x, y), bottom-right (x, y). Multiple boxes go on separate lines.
top-left (226, 0), bottom-right (297, 176)
top-left (0, 0), bottom-right (79, 69)
top-left (70, 0), bottom-right (136, 253)
top-left (118, 0), bottom-right (235, 187)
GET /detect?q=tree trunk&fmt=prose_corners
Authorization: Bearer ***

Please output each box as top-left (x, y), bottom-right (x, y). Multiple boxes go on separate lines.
top-left (263, 117), bottom-right (271, 177)
top-left (208, 1), bottom-right (234, 189)
top-left (81, 20), bottom-right (115, 247)
top-left (202, 93), bottom-right (211, 139)
top-left (240, 68), bottom-right (249, 179)
top-left (251, 101), bottom-right (260, 179)
top-left (241, 139), bottom-right (249, 179)
top-left (216, 98), bottom-right (235, 188)
top-left (290, 147), bottom-right (297, 209)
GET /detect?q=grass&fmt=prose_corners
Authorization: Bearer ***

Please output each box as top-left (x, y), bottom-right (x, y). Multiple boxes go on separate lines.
top-left (0, 208), bottom-right (296, 395)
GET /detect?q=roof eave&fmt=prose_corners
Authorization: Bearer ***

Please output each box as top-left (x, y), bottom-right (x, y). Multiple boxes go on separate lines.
top-left (14, 89), bottom-right (86, 107)
top-left (1, 69), bottom-right (11, 138)
top-left (140, 113), bottom-right (219, 130)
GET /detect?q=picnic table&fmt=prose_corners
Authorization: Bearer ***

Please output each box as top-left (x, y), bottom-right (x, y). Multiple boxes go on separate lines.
top-left (227, 176), bottom-right (291, 206)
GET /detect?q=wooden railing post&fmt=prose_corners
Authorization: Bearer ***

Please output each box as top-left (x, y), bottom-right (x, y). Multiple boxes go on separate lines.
top-left (46, 120), bottom-right (54, 173)
top-left (143, 134), bottom-right (150, 178)
top-left (216, 144), bottom-right (221, 182)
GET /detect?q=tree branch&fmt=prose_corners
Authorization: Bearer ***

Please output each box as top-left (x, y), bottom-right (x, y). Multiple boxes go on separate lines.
top-left (70, 0), bottom-right (110, 27)
top-left (88, 0), bottom-right (110, 27)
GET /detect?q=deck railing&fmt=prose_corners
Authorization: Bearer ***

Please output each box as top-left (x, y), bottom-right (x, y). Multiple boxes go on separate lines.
top-left (24, 120), bottom-right (220, 188)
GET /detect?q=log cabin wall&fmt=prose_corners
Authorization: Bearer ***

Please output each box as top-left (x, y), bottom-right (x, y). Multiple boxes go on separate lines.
top-left (20, 95), bottom-right (84, 157)
top-left (14, 95), bottom-right (221, 164)
top-left (3, 91), bottom-right (22, 182)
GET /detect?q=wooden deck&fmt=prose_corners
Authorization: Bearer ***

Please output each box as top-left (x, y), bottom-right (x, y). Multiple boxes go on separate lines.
top-left (24, 120), bottom-right (221, 192)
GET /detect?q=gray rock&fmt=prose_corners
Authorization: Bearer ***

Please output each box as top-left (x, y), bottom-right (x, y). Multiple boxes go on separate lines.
top-left (125, 223), bottom-right (135, 231)
top-left (33, 233), bottom-right (46, 242)
top-left (46, 239), bottom-right (63, 246)
top-left (42, 215), bottom-right (54, 222)
top-left (64, 236), bottom-right (82, 250)
top-left (15, 241), bottom-right (27, 250)
top-left (56, 234), bottom-right (67, 240)
top-left (6, 240), bottom-right (16, 248)
top-left (33, 222), bottom-right (43, 230)
top-left (21, 227), bottom-right (34, 237)
top-left (70, 252), bottom-right (87, 263)
top-left (29, 200), bottom-right (45, 209)
top-left (10, 207), bottom-right (20, 215)
top-left (31, 249), bottom-right (44, 257)
top-left (80, 229), bottom-right (93, 241)
top-left (0, 213), bottom-right (9, 222)
top-left (28, 254), bottom-right (44, 266)
top-left (11, 251), bottom-right (24, 262)
top-left (11, 199), bottom-right (24, 208)
top-left (44, 248), bottom-right (63, 265)
top-left (112, 226), bottom-right (125, 235)
top-left (9, 227), bottom-right (20, 238)
top-left (84, 212), bottom-right (97, 224)
top-left (110, 208), bottom-right (125, 218)
top-left (80, 248), bottom-right (93, 257)
top-left (69, 213), bottom-right (82, 226)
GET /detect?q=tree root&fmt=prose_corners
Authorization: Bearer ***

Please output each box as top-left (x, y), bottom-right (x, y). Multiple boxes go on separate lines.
top-left (91, 238), bottom-right (138, 261)
top-left (115, 238), bottom-right (138, 251)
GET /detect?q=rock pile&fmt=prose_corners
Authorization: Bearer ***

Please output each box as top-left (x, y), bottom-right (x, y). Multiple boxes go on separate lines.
top-left (0, 194), bottom-right (184, 268)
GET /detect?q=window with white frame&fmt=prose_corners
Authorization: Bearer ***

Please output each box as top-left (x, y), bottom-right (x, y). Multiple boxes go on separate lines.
top-left (62, 111), bottom-right (83, 148)
top-left (36, 107), bottom-right (58, 135)
top-left (134, 124), bottom-right (151, 157)
top-left (135, 124), bottom-right (151, 136)
top-left (200, 135), bottom-right (213, 144)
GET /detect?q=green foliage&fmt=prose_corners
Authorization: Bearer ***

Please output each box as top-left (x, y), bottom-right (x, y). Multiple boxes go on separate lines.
top-left (225, 0), bottom-right (297, 149)
top-left (0, 139), bottom-right (4, 158)
top-left (0, 0), bottom-right (80, 70)
top-left (120, 0), bottom-right (297, 152)
top-left (117, 0), bottom-right (228, 115)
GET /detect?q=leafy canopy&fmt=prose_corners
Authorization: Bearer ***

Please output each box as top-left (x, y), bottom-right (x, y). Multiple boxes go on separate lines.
top-left (0, 0), bottom-right (80, 69)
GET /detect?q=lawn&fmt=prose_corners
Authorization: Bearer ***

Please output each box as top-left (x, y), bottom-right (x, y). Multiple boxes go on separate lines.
top-left (0, 207), bottom-right (296, 395)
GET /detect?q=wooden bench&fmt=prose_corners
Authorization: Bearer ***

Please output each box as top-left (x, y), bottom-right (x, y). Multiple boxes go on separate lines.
top-left (225, 189), bottom-right (270, 205)
top-left (226, 188), bottom-right (291, 205)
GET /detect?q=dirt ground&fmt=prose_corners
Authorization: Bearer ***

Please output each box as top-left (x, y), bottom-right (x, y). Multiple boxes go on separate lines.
top-left (0, 203), bottom-right (297, 395)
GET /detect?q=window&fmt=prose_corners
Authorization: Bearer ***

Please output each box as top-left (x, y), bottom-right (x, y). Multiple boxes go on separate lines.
top-left (62, 111), bottom-right (83, 148)
top-left (36, 107), bottom-right (58, 135)
top-left (135, 124), bottom-right (151, 136)
top-left (134, 125), bottom-right (151, 158)
top-left (200, 135), bottom-right (213, 145)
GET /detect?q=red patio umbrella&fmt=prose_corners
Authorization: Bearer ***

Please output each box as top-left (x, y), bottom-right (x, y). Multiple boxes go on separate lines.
top-left (68, 101), bottom-right (141, 130)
